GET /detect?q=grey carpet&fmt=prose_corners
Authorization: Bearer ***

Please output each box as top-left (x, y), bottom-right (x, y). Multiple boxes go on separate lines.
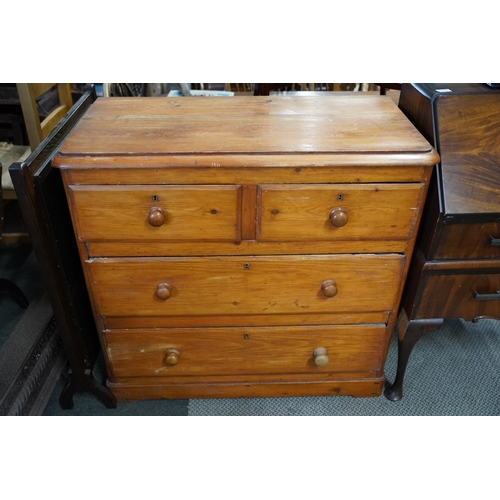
top-left (188, 318), bottom-right (500, 416)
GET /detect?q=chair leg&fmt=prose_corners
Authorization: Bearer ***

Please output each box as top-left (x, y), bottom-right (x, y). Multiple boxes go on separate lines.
top-left (0, 278), bottom-right (29, 308)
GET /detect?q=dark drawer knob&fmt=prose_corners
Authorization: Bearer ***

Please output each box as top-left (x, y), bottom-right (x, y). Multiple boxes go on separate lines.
top-left (321, 279), bottom-right (338, 298)
top-left (313, 347), bottom-right (329, 367)
top-left (165, 348), bottom-right (180, 366)
top-left (329, 208), bottom-right (348, 227)
top-left (156, 282), bottom-right (172, 300)
top-left (148, 207), bottom-right (166, 227)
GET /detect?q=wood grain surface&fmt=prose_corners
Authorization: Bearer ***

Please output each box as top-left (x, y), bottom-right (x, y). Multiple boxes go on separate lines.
top-left (432, 222), bottom-right (500, 260)
top-left (68, 184), bottom-right (241, 242)
top-left (416, 272), bottom-right (500, 321)
top-left (436, 93), bottom-right (500, 215)
top-left (257, 183), bottom-right (422, 241)
top-left (104, 325), bottom-right (386, 378)
top-left (87, 254), bottom-right (404, 319)
top-left (51, 94), bottom-right (437, 400)
top-left (57, 96), bottom-right (434, 157)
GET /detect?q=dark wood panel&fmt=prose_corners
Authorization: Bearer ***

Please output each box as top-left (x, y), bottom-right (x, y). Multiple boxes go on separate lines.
top-left (433, 222), bottom-right (500, 260)
top-left (416, 272), bottom-right (500, 321)
top-left (436, 93), bottom-right (500, 216)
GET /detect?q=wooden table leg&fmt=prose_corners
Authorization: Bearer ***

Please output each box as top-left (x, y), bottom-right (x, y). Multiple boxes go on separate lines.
top-left (384, 309), bottom-right (444, 401)
top-left (59, 367), bottom-right (117, 410)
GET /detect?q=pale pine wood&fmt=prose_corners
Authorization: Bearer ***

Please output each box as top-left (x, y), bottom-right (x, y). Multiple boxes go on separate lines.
top-left (53, 95), bottom-right (439, 401)
top-left (86, 254), bottom-right (404, 319)
top-left (57, 96), bottom-right (434, 157)
top-left (103, 310), bottom-right (390, 330)
top-left (63, 163), bottom-right (429, 184)
top-left (68, 184), bottom-right (242, 242)
top-left (17, 83), bottom-right (73, 150)
top-left (30, 83), bottom-right (58, 97)
top-left (104, 325), bottom-right (386, 378)
top-left (40, 105), bottom-right (70, 139)
top-left (87, 239), bottom-right (410, 258)
top-left (108, 377), bottom-right (385, 400)
top-left (257, 183), bottom-right (423, 242)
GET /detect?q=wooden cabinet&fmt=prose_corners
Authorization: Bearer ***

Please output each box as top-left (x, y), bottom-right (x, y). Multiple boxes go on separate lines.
top-left (385, 83), bottom-right (500, 401)
top-left (52, 95), bottom-right (438, 401)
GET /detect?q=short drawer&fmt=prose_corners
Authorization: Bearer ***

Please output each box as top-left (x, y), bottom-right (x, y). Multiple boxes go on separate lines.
top-left (104, 325), bottom-right (386, 378)
top-left (87, 254), bottom-right (404, 320)
top-left (416, 270), bottom-right (500, 321)
top-left (432, 222), bottom-right (500, 260)
top-left (257, 183), bottom-right (422, 244)
top-left (68, 184), bottom-right (241, 242)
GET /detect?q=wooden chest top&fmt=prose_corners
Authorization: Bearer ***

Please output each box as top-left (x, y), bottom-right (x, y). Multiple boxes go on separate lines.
top-left (55, 95), bottom-right (436, 160)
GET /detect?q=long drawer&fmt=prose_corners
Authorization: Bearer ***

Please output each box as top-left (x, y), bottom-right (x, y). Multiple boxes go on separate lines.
top-left (431, 222), bottom-right (500, 260)
top-left (104, 325), bottom-right (387, 378)
top-left (416, 270), bottom-right (500, 321)
top-left (87, 254), bottom-right (405, 320)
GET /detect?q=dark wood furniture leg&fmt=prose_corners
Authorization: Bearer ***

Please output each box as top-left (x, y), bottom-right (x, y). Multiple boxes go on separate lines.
top-left (9, 86), bottom-right (116, 410)
top-left (59, 367), bottom-right (116, 409)
top-left (384, 310), bottom-right (444, 401)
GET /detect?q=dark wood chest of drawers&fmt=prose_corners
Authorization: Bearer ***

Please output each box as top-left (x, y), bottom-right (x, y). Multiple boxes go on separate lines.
top-left (385, 83), bottom-right (500, 400)
top-left (52, 95), bottom-right (438, 401)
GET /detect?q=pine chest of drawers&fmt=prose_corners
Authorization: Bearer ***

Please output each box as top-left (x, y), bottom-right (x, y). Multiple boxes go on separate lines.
top-left (52, 95), bottom-right (439, 401)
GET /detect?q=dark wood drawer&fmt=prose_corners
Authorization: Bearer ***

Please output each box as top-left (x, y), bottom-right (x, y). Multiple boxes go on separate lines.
top-left (432, 222), bottom-right (500, 260)
top-left (104, 325), bottom-right (386, 378)
top-left (416, 269), bottom-right (500, 321)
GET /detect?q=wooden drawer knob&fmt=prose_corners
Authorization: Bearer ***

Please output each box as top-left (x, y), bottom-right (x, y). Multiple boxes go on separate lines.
top-left (329, 208), bottom-right (348, 227)
top-left (165, 348), bottom-right (180, 366)
top-left (148, 207), bottom-right (166, 227)
top-left (313, 347), bottom-right (329, 367)
top-left (321, 279), bottom-right (338, 298)
top-left (156, 282), bottom-right (172, 300)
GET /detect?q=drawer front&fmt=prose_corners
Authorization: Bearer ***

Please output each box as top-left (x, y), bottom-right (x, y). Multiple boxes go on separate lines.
top-left (68, 184), bottom-right (241, 242)
top-left (416, 271), bottom-right (500, 321)
top-left (257, 183), bottom-right (422, 242)
top-left (105, 325), bottom-right (386, 378)
top-left (87, 254), bottom-right (404, 319)
top-left (433, 222), bottom-right (500, 260)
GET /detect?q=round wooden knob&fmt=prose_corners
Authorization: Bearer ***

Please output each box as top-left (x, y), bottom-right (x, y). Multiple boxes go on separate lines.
top-left (313, 347), bottom-right (329, 367)
top-left (148, 207), bottom-right (166, 227)
top-left (321, 279), bottom-right (338, 298)
top-left (156, 282), bottom-right (172, 300)
top-left (165, 348), bottom-right (180, 366)
top-left (329, 208), bottom-right (348, 227)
